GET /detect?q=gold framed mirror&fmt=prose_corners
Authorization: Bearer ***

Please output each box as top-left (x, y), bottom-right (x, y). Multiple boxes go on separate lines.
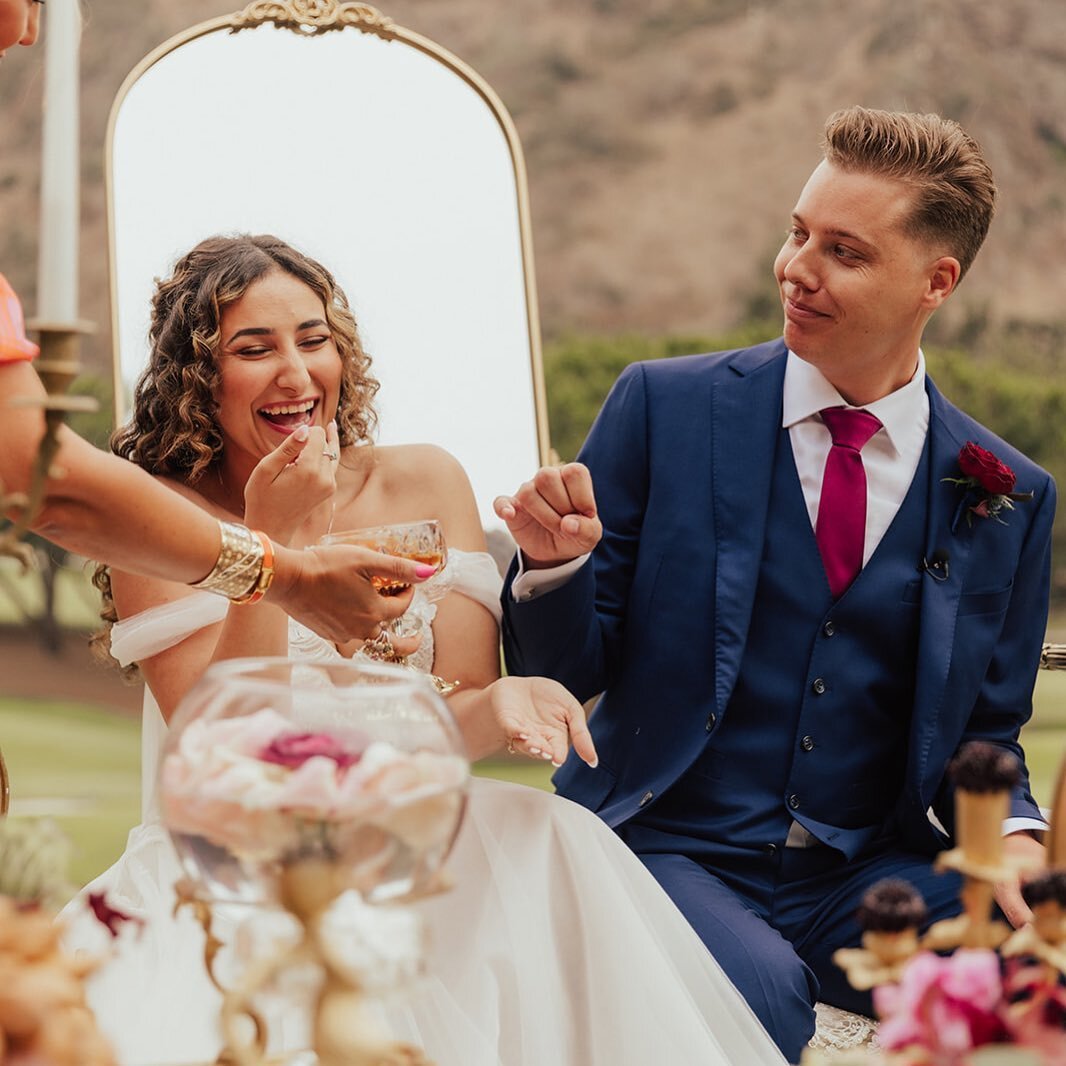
top-left (106, 0), bottom-right (550, 528)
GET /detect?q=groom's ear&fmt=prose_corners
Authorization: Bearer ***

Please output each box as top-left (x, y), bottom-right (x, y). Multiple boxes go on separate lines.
top-left (923, 256), bottom-right (961, 309)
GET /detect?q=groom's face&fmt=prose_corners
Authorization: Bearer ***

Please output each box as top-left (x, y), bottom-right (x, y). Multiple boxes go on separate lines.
top-left (772, 160), bottom-right (958, 404)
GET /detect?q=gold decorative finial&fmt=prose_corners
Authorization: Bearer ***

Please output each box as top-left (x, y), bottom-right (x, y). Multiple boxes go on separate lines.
top-left (230, 0), bottom-right (397, 39)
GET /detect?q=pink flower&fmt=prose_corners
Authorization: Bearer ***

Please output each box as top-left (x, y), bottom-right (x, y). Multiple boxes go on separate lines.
top-left (875, 950), bottom-right (1010, 1060)
top-left (260, 732), bottom-right (366, 770)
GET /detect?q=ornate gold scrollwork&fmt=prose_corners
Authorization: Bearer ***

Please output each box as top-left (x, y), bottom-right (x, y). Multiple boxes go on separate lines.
top-left (230, 0), bottom-right (397, 39)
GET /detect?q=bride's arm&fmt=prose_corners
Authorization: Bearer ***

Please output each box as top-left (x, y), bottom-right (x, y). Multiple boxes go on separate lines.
top-left (415, 449), bottom-right (596, 766)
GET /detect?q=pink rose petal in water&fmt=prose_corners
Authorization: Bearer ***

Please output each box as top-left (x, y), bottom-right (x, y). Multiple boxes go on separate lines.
top-left (260, 731), bottom-right (366, 770)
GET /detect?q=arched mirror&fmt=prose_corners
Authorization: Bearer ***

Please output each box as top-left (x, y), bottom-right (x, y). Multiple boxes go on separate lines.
top-left (107, 0), bottom-right (549, 530)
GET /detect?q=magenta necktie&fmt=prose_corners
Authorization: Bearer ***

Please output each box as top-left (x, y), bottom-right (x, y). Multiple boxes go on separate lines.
top-left (815, 406), bottom-right (882, 599)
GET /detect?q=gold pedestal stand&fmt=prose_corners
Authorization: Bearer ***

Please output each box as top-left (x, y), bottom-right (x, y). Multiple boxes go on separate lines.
top-left (216, 859), bottom-right (433, 1066)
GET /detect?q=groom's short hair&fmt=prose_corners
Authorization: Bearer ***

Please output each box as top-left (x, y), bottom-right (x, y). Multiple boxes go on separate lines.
top-left (822, 106), bottom-right (996, 279)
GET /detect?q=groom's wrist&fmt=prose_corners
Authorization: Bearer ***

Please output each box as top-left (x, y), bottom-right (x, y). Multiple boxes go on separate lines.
top-left (511, 552), bottom-right (590, 602)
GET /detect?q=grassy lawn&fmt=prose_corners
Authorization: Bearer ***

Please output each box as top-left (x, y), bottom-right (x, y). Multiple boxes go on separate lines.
top-left (0, 695), bottom-right (553, 889)
top-left (1, 671), bottom-right (1063, 891)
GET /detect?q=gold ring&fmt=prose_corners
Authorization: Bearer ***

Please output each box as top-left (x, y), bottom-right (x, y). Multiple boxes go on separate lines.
top-left (506, 740), bottom-right (517, 755)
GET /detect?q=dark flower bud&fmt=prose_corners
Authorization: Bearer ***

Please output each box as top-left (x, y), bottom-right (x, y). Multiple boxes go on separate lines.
top-left (949, 742), bottom-right (1020, 793)
top-left (856, 879), bottom-right (928, 933)
top-left (1021, 869), bottom-right (1066, 910)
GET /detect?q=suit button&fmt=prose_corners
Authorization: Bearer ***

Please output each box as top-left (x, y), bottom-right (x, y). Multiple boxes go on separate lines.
top-left (705, 712), bottom-right (717, 732)
top-left (764, 843), bottom-right (778, 857)
top-left (811, 677), bottom-right (826, 695)
top-left (822, 620), bottom-right (836, 637)
top-left (788, 794), bottom-right (800, 810)
top-left (801, 735), bottom-right (815, 752)
top-left (639, 790), bottom-right (654, 807)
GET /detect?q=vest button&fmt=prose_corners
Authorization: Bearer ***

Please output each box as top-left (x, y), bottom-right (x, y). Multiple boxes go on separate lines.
top-left (705, 712), bottom-right (717, 732)
top-left (801, 735), bottom-right (815, 752)
top-left (811, 677), bottom-right (827, 695)
top-left (788, 793), bottom-right (800, 810)
top-left (639, 790), bottom-right (654, 807)
top-left (823, 620), bottom-right (836, 637)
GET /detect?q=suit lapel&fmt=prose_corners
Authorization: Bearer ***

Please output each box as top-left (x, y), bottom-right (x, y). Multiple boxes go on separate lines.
top-left (711, 341), bottom-right (787, 716)
top-left (910, 380), bottom-right (977, 797)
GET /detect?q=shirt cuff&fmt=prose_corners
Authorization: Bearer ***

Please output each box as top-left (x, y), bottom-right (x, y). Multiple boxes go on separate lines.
top-left (1003, 816), bottom-right (1047, 841)
top-left (510, 552), bottom-right (590, 602)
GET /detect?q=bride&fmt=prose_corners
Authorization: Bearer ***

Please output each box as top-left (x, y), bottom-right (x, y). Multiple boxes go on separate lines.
top-left (64, 234), bottom-right (784, 1066)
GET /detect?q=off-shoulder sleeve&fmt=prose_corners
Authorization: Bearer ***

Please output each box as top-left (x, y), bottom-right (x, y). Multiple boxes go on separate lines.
top-left (445, 549), bottom-right (503, 623)
top-left (109, 591), bottom-right (227, 666)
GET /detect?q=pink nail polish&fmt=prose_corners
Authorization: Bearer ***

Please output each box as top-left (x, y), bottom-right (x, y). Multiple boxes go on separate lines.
top-left (528, 747), bottom-right (542, 756)
top-left (414, 563), bottom-right (436, 578)
top-left (294, 425), bottom-right (310, 442)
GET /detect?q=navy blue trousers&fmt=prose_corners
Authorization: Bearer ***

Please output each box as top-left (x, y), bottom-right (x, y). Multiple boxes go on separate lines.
top-left (618, 827), bottom-right (963, 1065)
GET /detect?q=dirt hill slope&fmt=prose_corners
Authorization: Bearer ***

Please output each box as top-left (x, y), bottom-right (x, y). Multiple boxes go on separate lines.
top-left (1, 0), bottom-right (1064, 367)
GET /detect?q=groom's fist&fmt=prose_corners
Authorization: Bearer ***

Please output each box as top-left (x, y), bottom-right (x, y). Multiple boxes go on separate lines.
top-left (494, 462), bottom-right (602, 568)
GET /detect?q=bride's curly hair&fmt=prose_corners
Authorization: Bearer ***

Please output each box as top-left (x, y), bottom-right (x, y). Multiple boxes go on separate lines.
top-left (92, 234), bottom-right (380, 673)
top-left (111, 233), bottom-right (379, 479)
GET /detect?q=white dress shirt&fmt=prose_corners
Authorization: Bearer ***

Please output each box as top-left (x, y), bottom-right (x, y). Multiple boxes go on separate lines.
top-left (511, 349), bottom-right (1044, 838)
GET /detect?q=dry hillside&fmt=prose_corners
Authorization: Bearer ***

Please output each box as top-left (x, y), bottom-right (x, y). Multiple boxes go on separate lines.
top-left (1, 0), bottom-right (1065, 373)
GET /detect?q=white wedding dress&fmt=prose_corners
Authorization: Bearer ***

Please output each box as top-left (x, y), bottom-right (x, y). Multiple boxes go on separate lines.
top-left (62, 550), bottom-right (784, 1066)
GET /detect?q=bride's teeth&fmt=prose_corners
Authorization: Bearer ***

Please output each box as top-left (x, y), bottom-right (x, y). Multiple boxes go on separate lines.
top-left (260, 402), bottom-right (314, 416)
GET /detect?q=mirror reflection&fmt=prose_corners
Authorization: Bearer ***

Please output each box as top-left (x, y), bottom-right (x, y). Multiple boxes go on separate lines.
top-left (109, 15), bottom-right (548, 528)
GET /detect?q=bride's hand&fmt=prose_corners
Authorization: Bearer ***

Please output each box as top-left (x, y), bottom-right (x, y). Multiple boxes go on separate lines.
top-left (489, 676), bottom-right (598, 768)
top-left (244, 422), bottom-right (339, 545)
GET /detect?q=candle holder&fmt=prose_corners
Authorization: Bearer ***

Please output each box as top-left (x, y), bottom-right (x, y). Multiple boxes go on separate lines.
top-left (0, 320), bottom-right (97, 566)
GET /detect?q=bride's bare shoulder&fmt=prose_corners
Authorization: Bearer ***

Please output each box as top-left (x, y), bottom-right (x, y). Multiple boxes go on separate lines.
top-left (368, 444), bottom-right (481, 540)
top-left (372, 443), bottom-right (473, 499)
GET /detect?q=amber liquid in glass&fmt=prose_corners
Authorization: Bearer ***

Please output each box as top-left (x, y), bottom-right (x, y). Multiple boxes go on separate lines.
top-left (371, 550), bottom-right (445, 594)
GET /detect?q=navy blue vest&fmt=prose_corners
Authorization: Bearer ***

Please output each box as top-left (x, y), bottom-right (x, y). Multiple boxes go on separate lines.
top-left (636, 426), bottom-right (931, 862)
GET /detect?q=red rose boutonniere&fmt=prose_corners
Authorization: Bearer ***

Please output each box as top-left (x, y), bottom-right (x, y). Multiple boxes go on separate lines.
top-left (943, 442), bottom-right (1033, 526)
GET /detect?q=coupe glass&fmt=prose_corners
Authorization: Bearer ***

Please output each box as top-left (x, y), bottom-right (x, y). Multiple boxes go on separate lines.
top-left (321, 519), bottom-right (447, 598)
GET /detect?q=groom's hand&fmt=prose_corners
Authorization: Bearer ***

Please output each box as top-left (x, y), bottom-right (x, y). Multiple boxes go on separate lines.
top-left (494, 463), bottom-right (602, 569)
top-left (994, 831), bottom-right (1046, 928)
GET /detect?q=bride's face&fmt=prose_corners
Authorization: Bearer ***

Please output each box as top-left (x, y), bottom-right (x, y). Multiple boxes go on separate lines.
top-left (214, 269), bottom-right (342, 464)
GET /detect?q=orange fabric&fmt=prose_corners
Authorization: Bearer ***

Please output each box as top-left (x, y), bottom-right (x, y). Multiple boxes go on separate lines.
top-left (0, 273), bottom-right (39, 364)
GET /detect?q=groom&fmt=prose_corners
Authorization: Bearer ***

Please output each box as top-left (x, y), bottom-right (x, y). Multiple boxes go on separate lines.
top-left (495, 107), bottom-right (1054, 1062)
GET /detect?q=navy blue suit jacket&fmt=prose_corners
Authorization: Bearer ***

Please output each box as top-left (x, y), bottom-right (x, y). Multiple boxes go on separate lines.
top-left (502, 339), bottom-right (1056, 855)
